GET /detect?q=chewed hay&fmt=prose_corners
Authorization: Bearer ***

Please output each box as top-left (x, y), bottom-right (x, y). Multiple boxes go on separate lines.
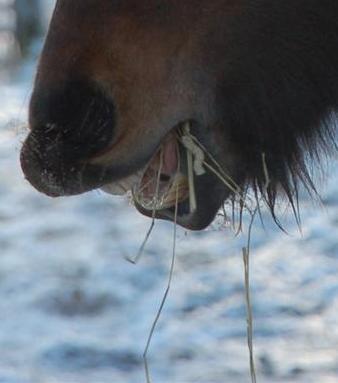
top-left (132, 145), bottom-right (188, 211)
top-left (132, 121), bottom-right (202, 215)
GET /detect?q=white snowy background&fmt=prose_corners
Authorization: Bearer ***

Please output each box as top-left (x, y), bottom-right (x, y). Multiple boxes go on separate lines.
top-left (0, 2), bottom-right (338, 382)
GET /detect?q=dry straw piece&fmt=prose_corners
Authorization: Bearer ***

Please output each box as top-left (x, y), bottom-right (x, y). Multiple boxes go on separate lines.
top-left (132, 122), bottom-right (203, 215)
top-left (143, 184), bottom-right (180, 383)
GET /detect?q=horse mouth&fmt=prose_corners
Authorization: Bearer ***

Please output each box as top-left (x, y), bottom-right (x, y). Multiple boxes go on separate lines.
top-left (101, 123), bottom-right (228, 230)
top-left (103, 126), bottom-right (190, 216)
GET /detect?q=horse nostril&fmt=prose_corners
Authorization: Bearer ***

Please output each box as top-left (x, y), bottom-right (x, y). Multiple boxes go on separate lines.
top-left (29, 79), bottom-right (116, 161)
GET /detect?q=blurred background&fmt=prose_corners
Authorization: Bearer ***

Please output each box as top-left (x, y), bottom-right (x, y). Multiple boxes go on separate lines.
top-left (1, 2), bottom-right (338, 382)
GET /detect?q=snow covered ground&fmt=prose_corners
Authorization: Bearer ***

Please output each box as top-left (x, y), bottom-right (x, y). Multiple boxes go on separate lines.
top-left (1, 33), bottom-right (338, 383)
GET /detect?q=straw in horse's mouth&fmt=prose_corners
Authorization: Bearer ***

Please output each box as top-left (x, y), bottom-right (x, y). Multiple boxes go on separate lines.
top-left (101, 125), bottom-right (193, 212)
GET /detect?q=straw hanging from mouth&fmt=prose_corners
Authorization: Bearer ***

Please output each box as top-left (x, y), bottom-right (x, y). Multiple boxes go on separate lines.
top-left (180, 122), bottom-right (206, 213)
top-left (127, 150), bottom-right (164, 264)
top-left (177, 126), bottom-right (255, 214)
top-left (186, 137), bottom-right (196, 212)
top-left (143, 181), bottom-right (179, 383)
top-left (180, 123), bottom-right (206, 177)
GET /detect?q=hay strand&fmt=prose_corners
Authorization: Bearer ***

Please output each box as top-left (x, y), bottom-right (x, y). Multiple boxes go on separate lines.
top-left (127, 150), bottom-right (164, 264)
top-left (143, 184), bottom-right (179, 383)
top-left (177, 128), bottom-right (254, 213)
top-left (242, 208), bottom-right (258, 383)
top-left (186, 140), bottom-right (197, 213)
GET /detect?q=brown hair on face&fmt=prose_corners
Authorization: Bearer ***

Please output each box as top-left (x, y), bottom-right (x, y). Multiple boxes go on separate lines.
top-left (21, 0), bottom-right (338, 229)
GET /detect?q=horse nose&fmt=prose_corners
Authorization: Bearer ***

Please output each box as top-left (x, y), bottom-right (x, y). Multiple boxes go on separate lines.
top-left (28, 78), bottom-right (116, 161)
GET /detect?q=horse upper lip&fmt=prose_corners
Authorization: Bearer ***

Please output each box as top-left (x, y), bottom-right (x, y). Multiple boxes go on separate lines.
top-left (21, 117), bottom-right (227, 230)
top-left (88, 131), bottom-right (127, 164)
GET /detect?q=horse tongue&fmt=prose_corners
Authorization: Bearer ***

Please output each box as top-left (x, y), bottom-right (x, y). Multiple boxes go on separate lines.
top-left (101, 134), bottom-right (178, 199)
top-left (162, 136), bottom-right (178, 175)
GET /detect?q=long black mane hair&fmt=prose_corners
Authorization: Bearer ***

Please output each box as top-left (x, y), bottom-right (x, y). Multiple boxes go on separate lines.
top-left (218, 0), bottom-right (338, 222)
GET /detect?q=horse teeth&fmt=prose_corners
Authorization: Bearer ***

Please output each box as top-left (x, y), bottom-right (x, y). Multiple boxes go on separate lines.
top-left (101, 183), bottom-right (125, 195)
top-left (101, 171), bottom-right (144, 196)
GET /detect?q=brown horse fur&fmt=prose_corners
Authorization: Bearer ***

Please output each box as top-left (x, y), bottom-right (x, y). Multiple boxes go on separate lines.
top-left (21, 0), bottom-right (338, 230)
